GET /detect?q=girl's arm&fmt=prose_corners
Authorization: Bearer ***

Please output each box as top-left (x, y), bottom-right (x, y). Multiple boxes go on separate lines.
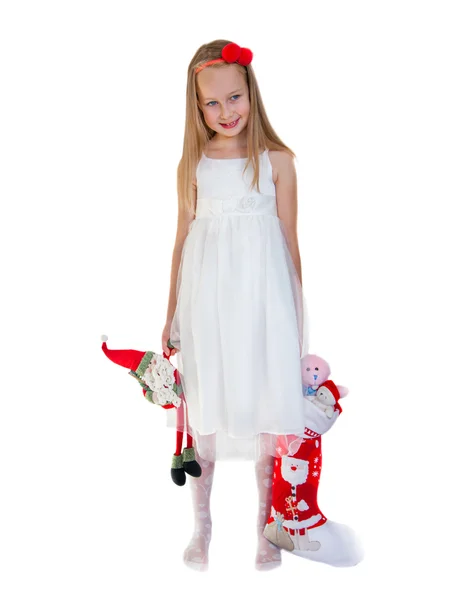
top-left (272, 151), bottom-right (303, 286)
top-left (165, 179), bottom-right (197, 324)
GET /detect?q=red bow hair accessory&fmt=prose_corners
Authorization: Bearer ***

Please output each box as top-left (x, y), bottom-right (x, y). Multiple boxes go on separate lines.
top-left (195, 42), bottom-right (253, 74)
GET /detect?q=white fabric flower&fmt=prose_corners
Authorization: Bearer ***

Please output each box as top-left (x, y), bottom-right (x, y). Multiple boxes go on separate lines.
top-left (220, 193), bottom-right (258, 214)
top-left (237, 194), bottom-right (256, 211)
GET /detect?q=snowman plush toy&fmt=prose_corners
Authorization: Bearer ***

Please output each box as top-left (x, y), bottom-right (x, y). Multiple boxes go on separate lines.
top-left (263, 354), bottom-right (364, 567)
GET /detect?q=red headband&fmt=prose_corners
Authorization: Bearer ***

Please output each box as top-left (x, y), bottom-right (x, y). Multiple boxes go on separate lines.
top-left (195, 42), bottom-right (253, 74)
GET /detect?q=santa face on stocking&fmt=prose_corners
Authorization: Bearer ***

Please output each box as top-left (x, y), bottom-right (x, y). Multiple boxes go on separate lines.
top-left (281, 456), bottom-right (309, 487)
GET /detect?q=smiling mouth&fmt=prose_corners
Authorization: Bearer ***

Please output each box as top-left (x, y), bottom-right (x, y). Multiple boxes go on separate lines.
top-left (220, 118), bottom-right (240, 129)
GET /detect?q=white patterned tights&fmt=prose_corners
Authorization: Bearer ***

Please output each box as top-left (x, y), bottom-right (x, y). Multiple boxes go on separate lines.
top-left (183, 453), bottom-right (215, 571)
top-left (183, 452), bottom-right (281, 571)
top-left (254, 453), bottom-right (282, 570)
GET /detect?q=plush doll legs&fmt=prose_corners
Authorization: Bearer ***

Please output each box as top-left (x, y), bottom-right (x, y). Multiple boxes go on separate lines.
top-left (183, 452), bottom-right (215, 571)
top-left (254, 453), bottom-right (282, 570)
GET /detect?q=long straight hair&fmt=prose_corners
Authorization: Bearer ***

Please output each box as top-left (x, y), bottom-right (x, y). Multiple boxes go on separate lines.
top-left (177, 39), bottom-right (296, 217)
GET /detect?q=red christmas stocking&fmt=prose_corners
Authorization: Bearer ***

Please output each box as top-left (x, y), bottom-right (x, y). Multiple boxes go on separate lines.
top-left (263, 400), bottom-right (363, 567)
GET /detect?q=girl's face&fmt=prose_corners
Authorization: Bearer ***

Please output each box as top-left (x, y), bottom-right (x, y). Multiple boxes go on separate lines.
top-left (196, 64), bottom-right (250, 140)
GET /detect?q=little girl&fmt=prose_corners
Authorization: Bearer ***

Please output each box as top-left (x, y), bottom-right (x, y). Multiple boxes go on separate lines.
top-left (161, 39), bottom-right (309, 571)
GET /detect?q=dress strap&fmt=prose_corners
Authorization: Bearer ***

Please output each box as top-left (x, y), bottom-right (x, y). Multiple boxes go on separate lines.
top-left (262, 148), bottom-right (274, 183)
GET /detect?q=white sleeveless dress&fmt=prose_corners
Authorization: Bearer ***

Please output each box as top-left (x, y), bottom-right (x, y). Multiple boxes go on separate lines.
top-left (168, 149), bottom-right (310, 461)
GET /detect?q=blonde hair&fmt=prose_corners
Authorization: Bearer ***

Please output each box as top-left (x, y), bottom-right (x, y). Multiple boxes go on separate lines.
top-left (177, 39), bottom-right (296, 217)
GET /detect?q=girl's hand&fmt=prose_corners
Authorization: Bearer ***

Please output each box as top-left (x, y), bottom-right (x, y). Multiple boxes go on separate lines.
top-left (162, 322), bottom-right (178, 357)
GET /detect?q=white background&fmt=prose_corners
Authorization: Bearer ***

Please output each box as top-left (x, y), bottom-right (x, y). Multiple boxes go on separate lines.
top-left (1, 1), bottom-right (475, 598)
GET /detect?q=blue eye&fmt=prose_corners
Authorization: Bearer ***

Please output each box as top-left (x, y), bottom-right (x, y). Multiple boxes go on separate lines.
top-left (206, 95), bottom-right (240, 107)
